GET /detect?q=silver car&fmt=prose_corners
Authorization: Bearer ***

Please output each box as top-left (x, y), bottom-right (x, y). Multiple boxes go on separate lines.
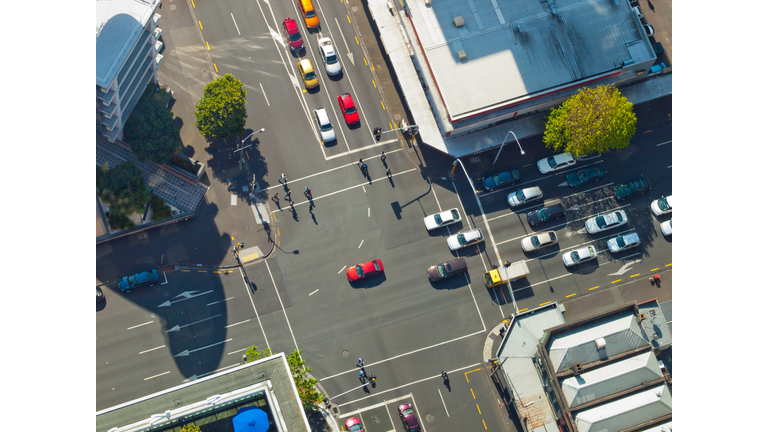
top-left (651, 195), bottom-right (672, 216)
top-left (585, 210), bottom-right (628, 234)
top-left (424, 208), bottom-right (461, 231)
top-left (537, 153), bottom-right (576, 174)
top-left (660, 219), bottom-right (672, 236)
top-left (507, 186), bottom-right (543, 207)
top-left (447, 228), bottom-right (484, 251)
top-left (313, 108), bottom-right (336, 143)
top-left (607, 232), bottom-right (640, 253)
top-left (521, 231), bottom-right (558, 252)
top-left (562, 245), bottom-right (597, 267)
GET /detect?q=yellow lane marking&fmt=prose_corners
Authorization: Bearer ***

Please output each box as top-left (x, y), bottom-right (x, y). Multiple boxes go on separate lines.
top-left (464, 368), bottom-right (483, 382)
top-left (231, 236), bottom-right (235, 240)
top-left (650, 267), bottom-right (659, 271)
top-left (199, 21), bottom-right (203, 30)
top-left (198, 270), bottom-right (207, 273)
top-left (522, 163), bottom-right (532, 167)
top-left (476, 404), bottom-right (482, 415)
top-left (483, 419), bottom-right (487, 430)
top-left (630, 273), bottom-right (640, 278)
top-left (246, 150), bottom-right (250, 160)
top-left (519, 308), bottom-right (528, 312)
top-left (277, 228), bottom-right (280, 235)
top-left (213, 271), bottom-right (221, 273)
top-left (611, 279), bottom-right (621, 283)
top-left (471, 388), bottom-right (476, 399)
top-left (303, 89), bottom-right (307, 93)
top-left (372, 80), bottom-right (376, 88)
top-left (206, 41), bottom-right (210, 51)
top-left (539, 301), bottom-right (550, 306)
top-left (364, 58), bottom-right (368, 66)
top-left (566, 293), bottom-right (576, 298)
top-left (347, 15), bottom-right (351, 23)
top-left (381, 101), bottom-right (386, 110)
top-left (588, 286), bottom-right (599, 290)
top-left (389, 122), bottom-right (393, 130)
top-left (666, 263), bottom-right (672, 266)
top-left (371, 64), bottom-right (375, 71)
top-left (355, 36), bottom-right (359, 45)
top-left (644, 129), bottom-right (652, 133)
top-left (191, 0), bottom-right (195, 7)
top-left (181, 270), bottom-right (190, 272)
top-left (214, 63), bottom-right (218, 73)
top-left (272, 214), bottom-right (277, 222)
top-left (226, 271), bottom-right (233, 273)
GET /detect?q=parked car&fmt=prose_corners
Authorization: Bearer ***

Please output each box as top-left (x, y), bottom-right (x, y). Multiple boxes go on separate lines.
top-left (660, 219), bottom-right (672, 236)
top-left (318, 37), bottom-right (342, 75)
top-left (521, 231), bottom-right (558, 252)
top-left (398, 404), bottom-right (421, 432)
top-left (424, 208), bottom-right (461, 231)
top-left (344, 417), bottom-right (364, 432)
top-left (428, 258), bottom-right (468, 282)
top-left (644, 24), bottom-right (655, 37)
top-left (613, 178), bottom-right (651, 201)
top-left (562, 245), bottom-right (598, 267)
top-left (651, 195), bottom-right (673, 216)
top-left (566, 165), bottom-right (605, 187)
top-left (507, 186), bottom-right (543, 207)
top-left (585, 210), bottom-right (628, 234)
top-left (313, 107), bottom-right (336, 142)
top-left (298, 59), bottom-right (318, 89)
top-left (481, 170), bottom-right (520, 191)
top-left (97, 287), bottom-right (105, 303)
top-left (281, 18), bottom-right (304, 51)
top-left (447, 228), bottom-right (484, 251)
top-left (607, 232), bottom-right (641, 253)
top-left (337, 93), bottom-right (360, 125)
top-left (118, 270), bottom-right (159, 292)
top-left (526, 204), bottom-right (566, 227)
top-left (346, 259), bottom-right (384, 282)
top-left (537, 153), bottom-right (576, 174)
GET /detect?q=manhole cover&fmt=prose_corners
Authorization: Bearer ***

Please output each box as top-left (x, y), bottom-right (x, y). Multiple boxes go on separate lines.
top-left (426, 414), bottom-right (435, 422)
top-left (341, 349), bottom-right (349, 357)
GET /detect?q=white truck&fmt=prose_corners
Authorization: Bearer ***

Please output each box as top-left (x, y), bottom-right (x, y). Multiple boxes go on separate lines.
top-left (317, 37), bottom-right (342, 75)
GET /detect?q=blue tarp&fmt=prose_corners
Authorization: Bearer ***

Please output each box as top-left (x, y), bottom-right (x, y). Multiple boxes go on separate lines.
top-left (232, 406), bottom-right (269, 432)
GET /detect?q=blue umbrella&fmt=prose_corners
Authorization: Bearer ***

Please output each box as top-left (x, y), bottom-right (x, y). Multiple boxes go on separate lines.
top-left (232, 406), bottom-right (269, 432)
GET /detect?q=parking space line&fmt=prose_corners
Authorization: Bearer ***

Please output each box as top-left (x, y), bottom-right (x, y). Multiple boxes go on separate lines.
top-left (144, 371), bottom-right (170, 381)
top-left (438, 388), bottom-right (449, 416)
top-left (139, 345), bottom-right (165, 354)
top-left (127, 321), bottom-right (153, 330)
top-left (471, 388), bottom-right (476, 399)
top-left (225, 319), bottom-right (251, 329)
top-left (239, 266), bottom-right (270, 349)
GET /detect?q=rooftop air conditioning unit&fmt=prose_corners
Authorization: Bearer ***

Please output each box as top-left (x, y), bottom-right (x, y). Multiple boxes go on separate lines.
top-left (457, 50), bottom-right (467, 61)
top-left (595, 337), bottom-right (606, 349)
top-left (454, 16), bottom-right (465, 27)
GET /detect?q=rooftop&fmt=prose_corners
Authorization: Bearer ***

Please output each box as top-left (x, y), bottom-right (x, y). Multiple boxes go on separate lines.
top-left (573, 384), bottom-right (672, 432)
top-left (96, 0), bottom-right (160, 87)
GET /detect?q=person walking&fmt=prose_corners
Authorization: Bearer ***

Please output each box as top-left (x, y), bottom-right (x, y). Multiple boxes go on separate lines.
top-left (279, 173), bottom-right (288, 184)
top-left (357, 358), bottom-right (364, 368)
top-left (357, 158), bottom-right (363, 167)
top-left (272, 192), bottom-right (280, 203)
top-left (304, 187), bottom-right (312, 199)
top-left (284, 190), bottom-right (292, 201)
top-left (386, 168), bottom-right (392, 178)
top-left (380, 151), bottom-right (386, 162)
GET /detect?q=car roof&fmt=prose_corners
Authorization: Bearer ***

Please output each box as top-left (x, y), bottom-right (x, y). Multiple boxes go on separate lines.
top-left (553, 153), bottom-right (574, 163)
top-left (464, 229), bottom-right (482, 240)
top-left (445, 258), bottom-right (467, 270)
top-left (284, 18), bottom-right (298, 30)
top-left (315, 107), bottom-right (330, 123)
top-left (523, 186), bottom-right (542, 195)
top-left (299, 59), bottom-right (313, 70)
top-left (623, 232), bottom-right (640, 243)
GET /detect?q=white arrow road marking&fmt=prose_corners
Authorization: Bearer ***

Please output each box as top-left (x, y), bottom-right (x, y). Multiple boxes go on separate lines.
top-left (160, 272), bottom-right (168, 285)
top-left (166, 314), bottom-right (222, 333)
top-left (158, 290), bottom-right (214, 308)
top-left (174, 338), bottom-right (233, 357)
top-left (608, 257), bottom-right (643, 276)
top-left (270, 27), bottom-right (284, 48)
top-left (335, 17), bottom-right (354, 66)
top-left (175, 291), bottom-right (199, 299)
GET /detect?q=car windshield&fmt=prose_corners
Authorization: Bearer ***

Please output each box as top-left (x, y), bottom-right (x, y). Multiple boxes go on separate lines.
top-left (345, 106), bottom-right (357, 114)
top-left (515, 190), bottom-right (526, 201)
top-left (595, 216), bottom-right (606, 228)
top-left (290, 32), bottom-right (302, 41)
top-left (549, 232), bottom-right (557, 242)
top-left (327, 54), bottom-right (338, 63)
top-left (402, 408), bottom-right (415, 416)
top-left (319, 121), bottom-right (332, 132)
top-left (373, 260), bottom-right (381, 271)
top-left (305, 71), bottom-right (316, 80)
top-left (547, 156), bottom-right (557, 168)
top-left (537, 209), bottom-right (547, 220)
top-left (483, 273), bottom-right (494, 286)
top-left (355, 265), bottom-right (364, 277)
top-left (434, 214), bottom-right (443, 225)
top-left (531, 236), bottom-right (541, 248)
top-left (577, 171), bottom-right (587, 181)
top-left (306, 10), bottom-right (317, 18)
top-left (615, 212), bottom-right (623, 222)
top-left (616, 237), bottom-right (626, 248)
top-left (127, 275), bottom-right (137, 285)
top-left (437, 264), bottom-right (446, 277)
top-left (457, 234), bottom-right (467, 245)
top-left (658, 197), bottom-right (670, 211)
top-left (570, 251), bottom-right (580, 262)
top-left (450, 209), bottom-right (459, 219)
top-left (348, 425), bottom-right (362, 432)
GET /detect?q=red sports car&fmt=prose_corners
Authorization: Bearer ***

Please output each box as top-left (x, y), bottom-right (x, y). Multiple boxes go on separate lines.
top-left (344, 417), bottom-right (364, 431)
top-left (347, 259), bottom-right (383, 282)
top-left (337, 93), bottom-right (360, 125)
top-left (282, 18), bottom-right (304, 51)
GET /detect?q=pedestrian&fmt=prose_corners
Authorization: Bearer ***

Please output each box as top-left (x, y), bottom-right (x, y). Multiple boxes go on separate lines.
top-left (380, 151), bottom-right (386, 162)
top-left (386, 168), bottom-right (392, 177)
top-left (272, 192), bottom-right (280, 203)
top-left (357, 158), bottom-right (363, 167)
top-left (289, 200), bottom-right (295, 209)
top-left (304, 187), bottom-right (312, 199)
top-left (279, 173), bottom-right (288, 184)
top-left (499, 326), bottom-right (506, 337)
top-left (357, 358), bottom-right (364, 367)
top-left (284, 190), bottom-right (292, 200)
top-left (359, 371), bottom-right (365, 382)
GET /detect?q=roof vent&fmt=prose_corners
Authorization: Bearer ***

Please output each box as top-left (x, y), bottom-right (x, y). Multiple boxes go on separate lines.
top-left (513, 24), bottom-right (523, 33)
top-left (639, 312), bottom-right (646, 320)
top-left (573, 362), bottom-right (583, 375)
top-left (424, 0), bottom-right (431, 5)
top-left (454, 16), bottom-right (465, 27)
top-left (595, 337), bottom-right (606, 349)
top-left (457, 50), bottom-right (467, 61)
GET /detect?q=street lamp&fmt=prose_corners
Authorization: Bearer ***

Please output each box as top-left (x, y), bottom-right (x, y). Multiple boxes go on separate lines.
top-left (493, 131), bottom-right (524, 165)
top-left (242, 128), bottom-right (266, 144)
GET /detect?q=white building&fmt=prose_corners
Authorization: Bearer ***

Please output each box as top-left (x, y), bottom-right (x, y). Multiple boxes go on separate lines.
top-left (96, 0), bottom-right (163, 142)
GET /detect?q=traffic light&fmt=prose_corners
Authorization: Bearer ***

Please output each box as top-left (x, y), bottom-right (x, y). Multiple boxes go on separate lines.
top-left (369, 374), bottom-right (377, 388)
top-left (373, 127), bottom-right (382, 141)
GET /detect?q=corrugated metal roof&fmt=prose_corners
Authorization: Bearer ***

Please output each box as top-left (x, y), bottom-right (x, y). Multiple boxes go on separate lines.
top-left (561, 351), bottom-right (663, 408)
top-left (407, 0), bottom-right (654, 119)
top-left (660, 300), bottom-right (672, 327)
top-left (574, 384), bottom-right (672, 432)
top-left (636, 420), bottom-right (673, 432)
top-left (548, 310), bottom-right (648, 373)
top-left (638, 301), bottom-right (673, 350)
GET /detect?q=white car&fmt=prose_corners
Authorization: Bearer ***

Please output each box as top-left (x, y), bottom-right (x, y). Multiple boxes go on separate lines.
top-left (318, 38), bottom-right (342, 75)
top-left (447, 228), bottom-right (484, 251)
top-left (313, 108), bottom-right (336, 142)
top-left (607, 232), bottom-right (640, 253)
top-left (521, 231), bottom-right (558, 252)
top-left (660, 220), bottom-right (672, 236)
top-left (424, 208), bottom-right (461, 231)
top-left (651, 195), bottom-right (672, 216)
top-left (507, 186), bottom-right (543, 207)
top-left (537, 153), bottom-right (576, 174)
top-left (563, 245), bottom-right (598, 267)
top-left (585, 210), bottom-right (628, 234)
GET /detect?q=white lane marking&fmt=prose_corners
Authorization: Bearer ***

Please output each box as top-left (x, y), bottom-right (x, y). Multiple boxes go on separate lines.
top-left (334, 17), bottom-right (353, 64)
top-left (207, 296), bottom-right (235, 306)
top-left (160, 271), bottom-right (168, 285)
top-left (139, 345), bottom-right (165, 355)
top-left (144, 371), bottom-right (170, 381)
top-left (127, 321), bottom-right (153, 330)
top-left (325, 139), bottom-right (401, 160)
top-left (309, 289), bottom-right (319, 296)
top-left (259, 83), bottom-right (270, 106)
top-left (362, 185), bottom-right (367, 193)
top-left (225, 319), bottom-right (251, 329)
top-left (340, 393), bottom-right (416, 419)
top-left (239, 266), bottom-right (270, 350)
top-left (231, 13), bottom-right (241, 35)
top-left (358, 240), bottom-right (364, 249)
top-left (227, 347), bottom-right (248, 355)
top-left (657, 141), bottom-right (671, 146)
top-left (429, 176), bottom-right (442, 213)
top-left (265, 148), bottom-right (403, 191)
top-left (319, 330), bottom-right (486, 382)
top-left (368, 207), bottom-right (370, 217)
top-left (264, 260), bottom-right (300, 353)
top-left (338, 266), bottom-right (347, 274)
top-left (336, 363), bottom-right (482, 407)
top-left (438, 389), bottom-right (449, 416)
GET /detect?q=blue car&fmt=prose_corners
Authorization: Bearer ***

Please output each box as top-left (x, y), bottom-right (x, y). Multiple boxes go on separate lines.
top-left (566, 165), bottom-right (605, 187)
top-left (118, 270), bottom-right (159, 292)
top-left (481, 170), bottom-right (520, 191)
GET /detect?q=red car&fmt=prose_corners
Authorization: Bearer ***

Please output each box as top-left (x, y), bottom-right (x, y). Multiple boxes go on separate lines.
top-left (337, 93), bottom-right (360, 125)
top-left (282, 18), bottom-right (304, 51)
top-left (344, 417), bottom-right (364, 431)
top-left (346, 259), bottom-right (383, 282)
top-left (398, 404), bottom-right (421, 432)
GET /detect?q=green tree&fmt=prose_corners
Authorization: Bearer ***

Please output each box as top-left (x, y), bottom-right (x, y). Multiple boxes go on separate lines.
top-left (543, 85), bottom-right (637, 157)
top-left (244, 345), bottom-right (272, 362)
top-left (180, 425), bottom-right (201, 432)
top-left (195, 74), bottom-right (248, 141)
top-left (97, 161), bottom-right (150, 221)
top-left (242, 348), bottom-right (325, 412)
top-left (123, 85), bottom-right (183, 164)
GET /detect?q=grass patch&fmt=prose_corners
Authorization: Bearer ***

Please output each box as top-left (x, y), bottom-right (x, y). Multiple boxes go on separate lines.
top-left (150, 195), bottom-right (173, 221)
top-left (107, 212), bottom-right (136, 230)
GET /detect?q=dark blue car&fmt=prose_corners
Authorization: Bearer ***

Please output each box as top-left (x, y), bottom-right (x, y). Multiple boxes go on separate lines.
top-left (118, 270), bottom-right (159, 292)
top-left (566, 165), bottom-right (605, 187)
top-left (481, 170), bottom-right (520, 191)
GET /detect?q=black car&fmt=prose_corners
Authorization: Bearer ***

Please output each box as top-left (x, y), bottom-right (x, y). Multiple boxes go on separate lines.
top-left (97, 287), bottom-right (105, 303)
top-left (526, 204), bottom-right (566, 227)
top-left (566, 165), bottom-right (606, 187)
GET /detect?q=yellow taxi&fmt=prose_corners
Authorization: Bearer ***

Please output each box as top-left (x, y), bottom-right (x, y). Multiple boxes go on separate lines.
top-left (298, 59), bottom-right (318, 89)
top-left (298, 0), bottom-right (320, 29)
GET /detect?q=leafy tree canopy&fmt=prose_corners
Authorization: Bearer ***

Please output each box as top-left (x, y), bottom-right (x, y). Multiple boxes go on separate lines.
top-left (242, 348), bottom-right (324, 412)
top-left (97, 161), bottom-right (150, 217)
top-left (195, 74), bottom-right (248, 141)
top-left (179, 425), bottom-right (201, 432)
top-left (244, 345), bottom-right (272, 362)
top-left (543, 85), bottom-right (637, 157)
top-left (123, 85), bottom-right (182, 164)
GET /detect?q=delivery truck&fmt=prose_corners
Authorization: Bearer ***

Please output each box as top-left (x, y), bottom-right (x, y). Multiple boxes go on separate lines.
top-left (484, 260), bottom-right (530, 288)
